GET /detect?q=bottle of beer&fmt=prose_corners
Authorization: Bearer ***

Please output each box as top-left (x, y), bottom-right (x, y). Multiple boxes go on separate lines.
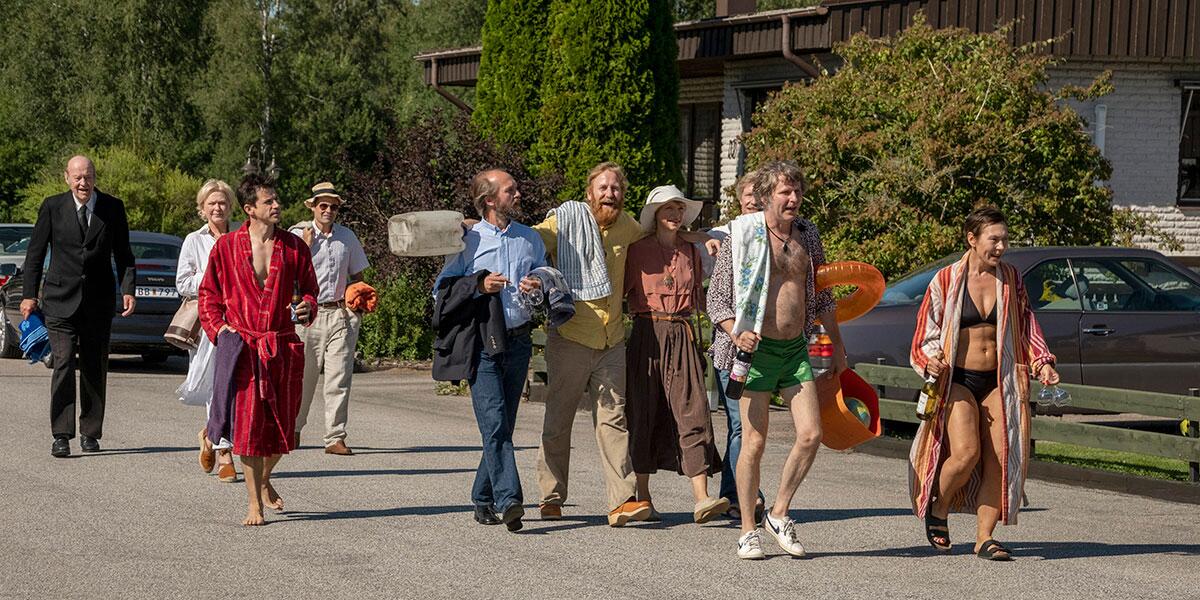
top-left (725, 349), bottom-right (754, 401)
top-left (290, 281), bottom-right (302, 324)
top-left (916, 374), bottom-right (942, 421)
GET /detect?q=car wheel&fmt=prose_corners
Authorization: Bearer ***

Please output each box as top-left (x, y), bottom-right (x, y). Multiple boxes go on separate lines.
top-left (141, 351), bottom-right (169, 364)
top-left (0, 303), bottom-right (21, 359)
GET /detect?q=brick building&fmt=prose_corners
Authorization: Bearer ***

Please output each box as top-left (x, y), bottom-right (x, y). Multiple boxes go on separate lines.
top-left (418, 0), bottom-right (1200, 256)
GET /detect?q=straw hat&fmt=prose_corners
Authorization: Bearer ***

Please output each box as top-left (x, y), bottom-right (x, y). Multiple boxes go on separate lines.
top-left (304, 181), bottom-right (343, 207)
top-left (638, 185), bottom-right (703, 232)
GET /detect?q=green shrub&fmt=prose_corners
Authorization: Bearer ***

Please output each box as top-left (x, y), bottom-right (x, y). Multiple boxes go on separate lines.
top-left (743, 16), bottom-right (1177, 280)
top-left (356, 272), bottom-right (435, 361)
top-left (16, 145), bottom-right (203, 238)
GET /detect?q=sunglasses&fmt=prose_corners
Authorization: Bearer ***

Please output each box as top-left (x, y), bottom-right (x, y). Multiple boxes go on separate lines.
top-left (317, 203), bottom-right (340, 212)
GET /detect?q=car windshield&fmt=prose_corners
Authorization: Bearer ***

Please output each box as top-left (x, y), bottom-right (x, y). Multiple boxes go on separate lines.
top-left (878, 254), bottom-right (959, 306)
top-left (0, 226), bottom-right (31, 246)
top-left (132, 241), bottom-right (180, 261)
top-left (4, 238), bottom-right (29, 253)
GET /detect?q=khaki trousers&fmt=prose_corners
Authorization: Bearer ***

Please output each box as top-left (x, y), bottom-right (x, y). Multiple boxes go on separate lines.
top-left (295, 305), bottom-right (361, 446)
top-left (536, 329), bottom-right (637, 512)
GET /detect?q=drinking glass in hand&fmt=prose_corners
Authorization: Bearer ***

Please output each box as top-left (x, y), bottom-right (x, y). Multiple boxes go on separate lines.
top-left (1037, 384), bottom-right (1071, 407)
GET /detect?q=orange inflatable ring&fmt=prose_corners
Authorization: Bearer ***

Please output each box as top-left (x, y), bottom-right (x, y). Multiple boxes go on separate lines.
top-left (815, 261), bottom-right (885, 324)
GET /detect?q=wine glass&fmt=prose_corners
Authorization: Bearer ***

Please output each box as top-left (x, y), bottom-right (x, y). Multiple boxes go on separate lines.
top-left (1037, 384), bottom-right (1071, 407)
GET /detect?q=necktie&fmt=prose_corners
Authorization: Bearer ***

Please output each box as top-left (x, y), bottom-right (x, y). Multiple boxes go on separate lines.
top-left (78, 204), bottom-right (88, 238)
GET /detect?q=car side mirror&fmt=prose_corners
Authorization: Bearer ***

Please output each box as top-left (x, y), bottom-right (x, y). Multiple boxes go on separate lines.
top-left (0, 263), bottom-right (17, 277)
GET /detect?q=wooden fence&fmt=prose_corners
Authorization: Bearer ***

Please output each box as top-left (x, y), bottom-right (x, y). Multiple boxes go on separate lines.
top-left (528, 330), bottom-right (1200, 483)
top-left (854, 362), bottom-right (1200, 483)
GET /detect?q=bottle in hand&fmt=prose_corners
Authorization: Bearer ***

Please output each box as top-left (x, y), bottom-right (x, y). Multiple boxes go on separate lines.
top-left (290, 281), bottom-right (302, 324)
top-left (916, 374), bottom-right (942, 421)
top-left (725, 349), bottom-right (754, 401)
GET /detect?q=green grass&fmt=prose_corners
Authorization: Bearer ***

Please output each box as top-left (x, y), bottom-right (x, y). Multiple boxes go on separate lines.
top-left (1033, 441), bottom-right (1192, 482)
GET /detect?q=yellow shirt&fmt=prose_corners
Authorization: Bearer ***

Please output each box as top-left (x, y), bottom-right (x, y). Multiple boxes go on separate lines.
top-left (534, 210), bottom-right (645, 350)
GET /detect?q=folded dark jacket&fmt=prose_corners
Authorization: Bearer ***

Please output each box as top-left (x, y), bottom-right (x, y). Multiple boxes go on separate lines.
top-left (432, 270), bottom-right (508, 382)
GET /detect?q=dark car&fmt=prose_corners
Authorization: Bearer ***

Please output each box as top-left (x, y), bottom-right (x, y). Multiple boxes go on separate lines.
top-left (0, 223), bottom-right (35, 273)
top-left (840, 247), bottom-right (1200, 396)
top-left (0, 231), bottom-right (186, 362)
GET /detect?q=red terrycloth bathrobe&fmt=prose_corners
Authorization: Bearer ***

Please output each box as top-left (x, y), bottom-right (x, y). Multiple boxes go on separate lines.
top-left (198, 224), bottom-right (318, 457)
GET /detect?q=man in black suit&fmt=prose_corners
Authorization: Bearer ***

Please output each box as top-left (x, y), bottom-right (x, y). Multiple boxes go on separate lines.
top-left (20, 155), bottom-right (136, 458)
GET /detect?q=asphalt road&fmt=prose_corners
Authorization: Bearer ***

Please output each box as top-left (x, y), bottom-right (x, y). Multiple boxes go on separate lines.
top-left (2, 355), bottom-right (1196, 599)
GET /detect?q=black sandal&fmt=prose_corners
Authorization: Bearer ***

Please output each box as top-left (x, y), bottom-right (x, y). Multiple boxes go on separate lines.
top-left (924, 513), bottom-right (952, 552)
top-left (976, 539), bottom-right (1014, 561)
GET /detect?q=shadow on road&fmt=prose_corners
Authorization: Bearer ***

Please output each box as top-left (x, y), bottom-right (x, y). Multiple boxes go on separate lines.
top-left (75, 445), bottom-right (194, 456)
top-left (284, 504), bottom-right (477, 521)
top-left (272, 467), bottom-right (475, 479)
top-left (347, 445), bottom-right (536, 455)
top-left (107, 356), bottom-right (188, 375)
top-left (1010, 541), bottom-right (1200, 560)
top-left (800, 507), bottom-right (914, 523)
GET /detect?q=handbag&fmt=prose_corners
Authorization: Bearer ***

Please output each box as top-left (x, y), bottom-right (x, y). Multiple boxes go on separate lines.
top-left (164, 298), bottom-right (201, 351)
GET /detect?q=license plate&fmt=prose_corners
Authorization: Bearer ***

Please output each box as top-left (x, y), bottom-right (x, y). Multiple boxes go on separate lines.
top-left (136, 286), bottom-right (179, 299)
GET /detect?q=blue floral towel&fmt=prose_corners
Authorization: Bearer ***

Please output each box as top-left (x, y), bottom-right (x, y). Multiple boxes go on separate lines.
top-left (730, 212), bottom-right (769, 336)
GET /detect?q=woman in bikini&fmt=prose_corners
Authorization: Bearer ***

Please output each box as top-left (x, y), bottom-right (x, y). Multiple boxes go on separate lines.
top-left (909, 206), bottom-right (1060, 561)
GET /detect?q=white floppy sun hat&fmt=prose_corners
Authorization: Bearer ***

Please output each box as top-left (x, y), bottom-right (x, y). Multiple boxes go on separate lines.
top-left (639, 185), bottom-right (703, 232)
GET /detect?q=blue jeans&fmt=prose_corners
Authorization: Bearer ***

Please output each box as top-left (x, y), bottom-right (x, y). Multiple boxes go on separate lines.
top-left (716, 368), bottom-right (764, 507)
top-left (468, 333), bottom-right (532, 512)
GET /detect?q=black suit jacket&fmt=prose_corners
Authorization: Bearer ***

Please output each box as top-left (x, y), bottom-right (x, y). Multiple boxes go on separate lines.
top-left (431, 270), bottom-right (509, 383)
top-left (22, 190), bottom-right (136, 320)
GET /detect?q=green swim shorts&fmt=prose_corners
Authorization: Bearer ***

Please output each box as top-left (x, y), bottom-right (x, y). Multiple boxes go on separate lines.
top-left (744, 335), bottom-right (814, 393)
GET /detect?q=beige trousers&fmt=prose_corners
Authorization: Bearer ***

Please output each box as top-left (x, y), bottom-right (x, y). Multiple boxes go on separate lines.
top-left (536, 329), bottom-right (637, 512)
top-left (295, 305), bottom-right (361, 446)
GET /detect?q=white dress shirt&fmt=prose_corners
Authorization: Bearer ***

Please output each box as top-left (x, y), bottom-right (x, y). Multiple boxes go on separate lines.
top-left (289, 221), bottom-right (370, 304)
top-left (176, 224), bottom-right (221, 298)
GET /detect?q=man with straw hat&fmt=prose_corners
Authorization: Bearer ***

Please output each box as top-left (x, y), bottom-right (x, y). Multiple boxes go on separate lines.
top-left (290, 181), bottom-right (370, 456)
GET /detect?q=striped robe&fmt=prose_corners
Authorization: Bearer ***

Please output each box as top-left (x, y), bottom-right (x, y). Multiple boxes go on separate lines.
top-left (198, 224), bottom-right (319, 457)
top-left (908, 252), bottom-right (1054, 525)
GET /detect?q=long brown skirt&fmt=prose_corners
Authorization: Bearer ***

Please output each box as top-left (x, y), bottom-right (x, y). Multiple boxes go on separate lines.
top-left (626, 316), bottom-right (720, 477)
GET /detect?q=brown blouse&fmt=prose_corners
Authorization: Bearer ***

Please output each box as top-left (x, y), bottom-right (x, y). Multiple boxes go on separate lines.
top-left (624, 236), bottom-right (704, 316)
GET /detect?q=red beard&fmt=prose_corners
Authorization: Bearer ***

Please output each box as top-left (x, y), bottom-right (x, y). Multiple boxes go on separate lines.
top-left (589, 201), bottom-right (621, 228)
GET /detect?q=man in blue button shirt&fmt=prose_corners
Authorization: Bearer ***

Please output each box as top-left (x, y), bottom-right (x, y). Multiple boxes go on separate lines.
top-left (434, 169), bottom-right (547, 532)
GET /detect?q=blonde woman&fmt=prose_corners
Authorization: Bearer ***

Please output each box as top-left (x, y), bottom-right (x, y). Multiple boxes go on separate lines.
top-left (176, 179), bottom-right (236, 482)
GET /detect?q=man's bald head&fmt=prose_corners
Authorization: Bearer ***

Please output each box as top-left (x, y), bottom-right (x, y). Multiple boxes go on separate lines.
top-left (64, 155), bottom-right (96, 202)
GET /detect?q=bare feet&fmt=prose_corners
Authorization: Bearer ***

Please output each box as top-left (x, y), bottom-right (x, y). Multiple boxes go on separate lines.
top-left (263, 481), bottom-right (284, 512)
top-left (243, 504), bottom-right (265, 526)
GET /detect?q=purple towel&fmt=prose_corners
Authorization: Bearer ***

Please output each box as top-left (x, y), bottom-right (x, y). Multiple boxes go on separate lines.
top-left (206, 331), bottom-right (244, 448)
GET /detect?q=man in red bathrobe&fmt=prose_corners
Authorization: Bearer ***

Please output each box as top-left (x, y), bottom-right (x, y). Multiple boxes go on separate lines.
top-left (199, 172), bottom-right (319, 526)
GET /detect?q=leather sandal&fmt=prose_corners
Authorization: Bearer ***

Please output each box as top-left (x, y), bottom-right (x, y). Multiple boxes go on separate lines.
top-left (925, 512), bottom-right (952, 552)
top-left (976, 539), bottom-right (1013, 561)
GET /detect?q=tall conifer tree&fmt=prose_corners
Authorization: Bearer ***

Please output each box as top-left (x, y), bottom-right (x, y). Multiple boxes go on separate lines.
top-left (473, 0), bottom-right (552, 149)
top-left (532, 0), bottom-right (681, 210)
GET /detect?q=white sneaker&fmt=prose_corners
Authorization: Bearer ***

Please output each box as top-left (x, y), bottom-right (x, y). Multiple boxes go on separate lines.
top-left (737, 530), bottom-right (766, 560)
top-left (762, 511), bottom-right (806, 557)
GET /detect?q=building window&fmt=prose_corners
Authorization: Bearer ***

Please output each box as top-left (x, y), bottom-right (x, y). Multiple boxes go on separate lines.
top-left (679, 102), bottom-right (722, 225)
top-left (1181, 84), bottom-right (1200, 204)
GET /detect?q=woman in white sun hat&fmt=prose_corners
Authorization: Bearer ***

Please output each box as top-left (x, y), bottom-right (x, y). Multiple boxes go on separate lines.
top-left (623, 184), bottom-right (728, 524)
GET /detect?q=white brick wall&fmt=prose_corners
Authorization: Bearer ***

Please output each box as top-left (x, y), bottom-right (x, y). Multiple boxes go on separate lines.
top-left (1050, 63), bottom-right (1198, 255)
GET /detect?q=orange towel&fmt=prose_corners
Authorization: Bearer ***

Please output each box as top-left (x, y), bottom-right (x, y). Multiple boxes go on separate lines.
top-left (345, 282), bottom-right (378, 313)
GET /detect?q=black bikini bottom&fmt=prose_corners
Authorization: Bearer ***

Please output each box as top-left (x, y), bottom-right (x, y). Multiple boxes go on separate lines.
top-left (951, 368), bottom-right (998, 402)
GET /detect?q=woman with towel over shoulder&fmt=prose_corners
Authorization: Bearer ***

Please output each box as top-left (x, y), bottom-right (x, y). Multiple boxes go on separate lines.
top-left (176, 179), bottom-right (237, 483)
top-left (624, 185), bottom-right (727, 524)
top-left (909, 205), bottom-right (1060, 561)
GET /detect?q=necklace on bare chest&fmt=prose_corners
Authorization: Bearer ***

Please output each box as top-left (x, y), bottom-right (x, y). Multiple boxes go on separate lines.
top-left (767, 224), bottom-right (792, 254)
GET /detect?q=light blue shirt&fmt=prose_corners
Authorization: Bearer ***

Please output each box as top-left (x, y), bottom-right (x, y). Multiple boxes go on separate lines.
top-left (434, 219), bottom-right (548, 329)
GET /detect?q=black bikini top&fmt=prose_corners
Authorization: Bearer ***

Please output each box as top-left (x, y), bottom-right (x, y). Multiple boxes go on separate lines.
top-left (960, 284), bottom-right (997, 328)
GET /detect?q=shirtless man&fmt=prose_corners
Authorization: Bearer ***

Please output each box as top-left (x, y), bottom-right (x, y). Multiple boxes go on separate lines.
top-left (706, 161), bottom-right (846, 559)
top-left (198, 174), bottom-right (318, 525)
